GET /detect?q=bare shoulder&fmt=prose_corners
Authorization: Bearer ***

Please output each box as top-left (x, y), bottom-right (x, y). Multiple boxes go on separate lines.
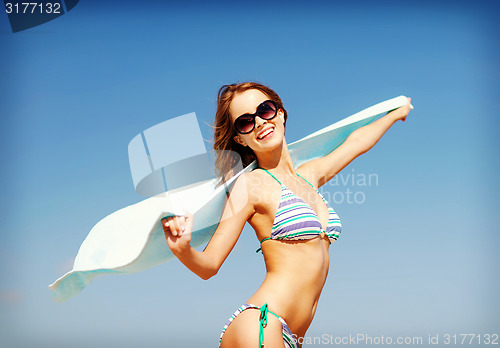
top-left (235, 170), bottom-right (269, 198)
top-left (232, 169), bottom-right (281, 208)
top-left (228, 171), bottom-right (261, 205)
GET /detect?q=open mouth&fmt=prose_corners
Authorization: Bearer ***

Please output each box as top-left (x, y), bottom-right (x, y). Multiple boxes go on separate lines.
top-left (257, 127), bottom-right (274, 140)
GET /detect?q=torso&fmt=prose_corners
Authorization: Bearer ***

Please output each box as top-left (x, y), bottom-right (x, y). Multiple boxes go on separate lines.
top-left (244, 168), bottom-right (341, 338)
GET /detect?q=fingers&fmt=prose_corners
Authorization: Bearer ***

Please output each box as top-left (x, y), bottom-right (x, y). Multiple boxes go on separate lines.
top-left (399, 97), bottom-right (412, 122)
top-left (162, 216), bottom-right (186, 237)
top-left (404, 98), bottom-right (412, 111)
top-left (173, 216), bottom-right (186, 236)
top-left (182, 210), bottom-right (194, 228)
top-left (407, 97), bottom-right (414, 110)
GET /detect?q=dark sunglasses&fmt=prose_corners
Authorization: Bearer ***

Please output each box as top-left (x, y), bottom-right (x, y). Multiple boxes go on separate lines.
top-left (233, 100), bottom-right (278, 135)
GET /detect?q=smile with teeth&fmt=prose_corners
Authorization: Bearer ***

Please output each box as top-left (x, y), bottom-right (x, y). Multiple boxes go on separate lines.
top-left (257, 127), bottom-right (274, 140)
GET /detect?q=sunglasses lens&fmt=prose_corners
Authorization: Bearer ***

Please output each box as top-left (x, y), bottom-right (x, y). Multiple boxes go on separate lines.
top-left (257, 101), bottom-right (277, 120)
top-left (234, 101), bottom-right (277, 134)
top-left (235, 115), bottom-right (255, 134)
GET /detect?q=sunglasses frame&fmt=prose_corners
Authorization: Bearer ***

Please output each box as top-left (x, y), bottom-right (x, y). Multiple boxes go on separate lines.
top-left (233, 100), bottom-right (279, 135)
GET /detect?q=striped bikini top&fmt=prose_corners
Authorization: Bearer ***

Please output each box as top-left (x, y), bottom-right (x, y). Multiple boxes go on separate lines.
top-left (257, 169), bottom-right (342, 252)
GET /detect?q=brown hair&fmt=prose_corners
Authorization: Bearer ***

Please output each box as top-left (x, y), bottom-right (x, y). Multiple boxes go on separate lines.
top-left (213, 82), bottom-right (288, 179)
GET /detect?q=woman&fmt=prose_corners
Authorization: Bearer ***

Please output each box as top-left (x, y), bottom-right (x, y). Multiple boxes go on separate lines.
top-left (162, 82), bottom-right (412, 347)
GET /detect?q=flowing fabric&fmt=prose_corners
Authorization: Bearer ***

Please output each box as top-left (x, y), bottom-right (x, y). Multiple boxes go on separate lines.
top-left (49, 96), bottom-right (410, 302)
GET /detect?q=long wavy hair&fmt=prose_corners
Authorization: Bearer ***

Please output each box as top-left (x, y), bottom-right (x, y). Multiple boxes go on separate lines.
top-left (213, 82), bottom-right (288, 180)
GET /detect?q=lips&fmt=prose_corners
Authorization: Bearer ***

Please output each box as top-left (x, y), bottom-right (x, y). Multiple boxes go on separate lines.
top-left (257, 127), bottom-right (274, 140)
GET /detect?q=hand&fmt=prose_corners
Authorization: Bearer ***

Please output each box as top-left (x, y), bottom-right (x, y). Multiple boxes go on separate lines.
top-left (390, 97), bottom-right (412, 122)
top-left (162, 212), bottom-right (193, 255)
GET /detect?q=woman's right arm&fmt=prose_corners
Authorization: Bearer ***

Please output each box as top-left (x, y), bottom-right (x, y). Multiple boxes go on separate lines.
top-left (163, 174), bottom-right (254, 280)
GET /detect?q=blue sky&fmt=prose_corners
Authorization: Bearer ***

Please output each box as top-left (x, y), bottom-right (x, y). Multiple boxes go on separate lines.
top-left (1, 1), bottom-right (499, 347)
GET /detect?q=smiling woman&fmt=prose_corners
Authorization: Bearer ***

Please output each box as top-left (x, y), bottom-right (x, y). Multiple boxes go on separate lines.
top-left (213, 83), bottom-right (288, 179)
top-left (162, 82), bottom-right (412, 347)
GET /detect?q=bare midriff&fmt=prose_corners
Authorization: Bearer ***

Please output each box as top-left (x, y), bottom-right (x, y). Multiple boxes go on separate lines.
top-left (246, 236), bottom-right (331, 339)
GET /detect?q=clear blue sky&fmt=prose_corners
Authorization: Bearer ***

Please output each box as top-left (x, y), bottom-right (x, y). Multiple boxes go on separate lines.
top-left (1, 1), bottom-right (498, 347)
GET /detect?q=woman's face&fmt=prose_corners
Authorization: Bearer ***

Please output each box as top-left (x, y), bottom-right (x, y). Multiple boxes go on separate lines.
top-left (229, 89), bottom-right (286, 153)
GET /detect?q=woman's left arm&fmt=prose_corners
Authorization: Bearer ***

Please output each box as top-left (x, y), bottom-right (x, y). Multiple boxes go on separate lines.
top-left (299, 98), bottom-right (412, 187)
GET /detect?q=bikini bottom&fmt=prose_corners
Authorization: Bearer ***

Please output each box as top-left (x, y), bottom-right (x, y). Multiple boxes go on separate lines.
top-left (219, 303), bottom-right (299, 348)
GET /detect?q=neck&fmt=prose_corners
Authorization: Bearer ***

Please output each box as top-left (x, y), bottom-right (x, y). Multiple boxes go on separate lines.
top-left (255, 138), bottom-right (295, 175)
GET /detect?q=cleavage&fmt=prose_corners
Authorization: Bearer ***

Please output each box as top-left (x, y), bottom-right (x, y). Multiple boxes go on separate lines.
top-left (284, 184), bottom-right (329, 231)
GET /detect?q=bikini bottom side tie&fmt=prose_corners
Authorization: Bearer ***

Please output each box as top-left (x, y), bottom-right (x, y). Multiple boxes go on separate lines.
top-left (259, 303), bottom-right (270, 347)
top-left (219, 303), bottom-right (299, 348)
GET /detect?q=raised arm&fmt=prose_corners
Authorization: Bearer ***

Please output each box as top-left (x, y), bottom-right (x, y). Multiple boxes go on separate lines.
top-left (162, 174), bottom-right (255, 280)
top-left (298, 98), bottom-right (412, 187)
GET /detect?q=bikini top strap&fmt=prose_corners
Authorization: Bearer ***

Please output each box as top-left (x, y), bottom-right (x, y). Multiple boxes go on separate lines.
top-left (296, 173), bottom-right (316, 189)
top-left (255, 237), bottom-right (272, 253)
top-left (296, 173), bottom-right (328, 203)
top-left (261, 169), bottom-right (318, 194)
top-left (260, 168), bottom-right (283, 186)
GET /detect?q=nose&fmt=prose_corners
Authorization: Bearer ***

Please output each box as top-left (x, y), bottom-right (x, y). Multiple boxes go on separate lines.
top-left (254, 115), bottom-right (267, 130)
